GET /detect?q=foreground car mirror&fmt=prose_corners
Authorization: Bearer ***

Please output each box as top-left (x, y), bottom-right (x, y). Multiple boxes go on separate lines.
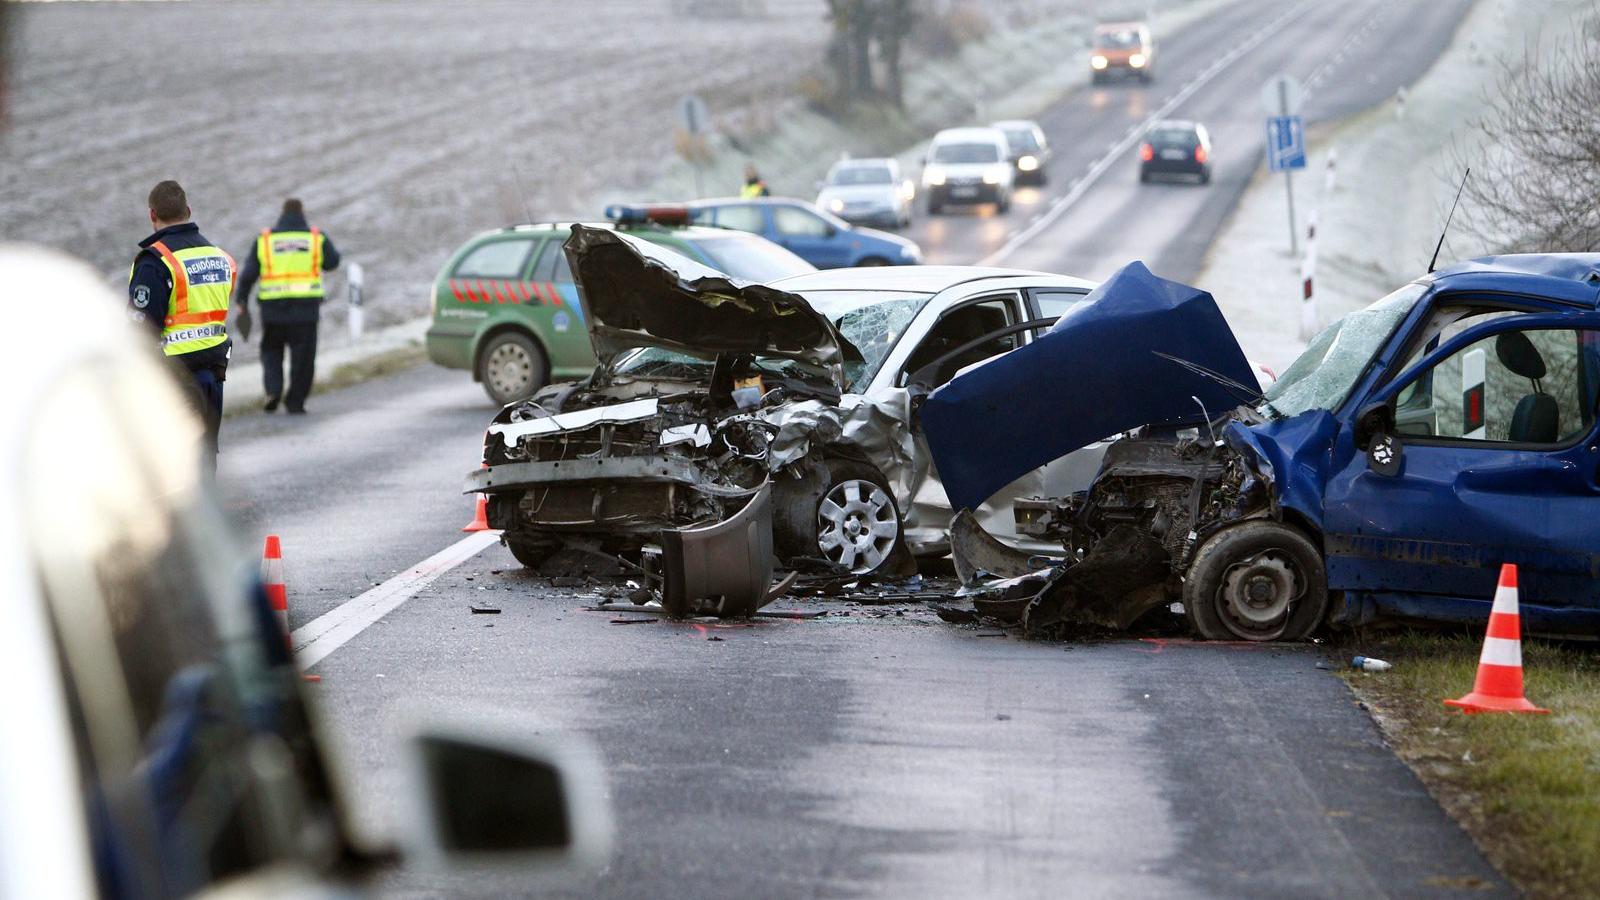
top-left (405, 719), bottom-right (610, 873)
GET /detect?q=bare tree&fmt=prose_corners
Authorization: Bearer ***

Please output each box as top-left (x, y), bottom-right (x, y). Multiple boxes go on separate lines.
top-left (824, 0), bottom-right (918, 110)
top-left (1453, 27), bottom-right (1600, 252)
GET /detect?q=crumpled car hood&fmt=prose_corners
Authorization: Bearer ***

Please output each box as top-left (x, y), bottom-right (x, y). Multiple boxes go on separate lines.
top-left (921, 261), bottom-right (1259, 512)
top-left (565, 224), bottom-right (847, 382)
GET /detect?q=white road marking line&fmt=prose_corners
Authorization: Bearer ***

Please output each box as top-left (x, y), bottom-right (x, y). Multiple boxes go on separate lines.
top-left (978, 0), bottom-right (1319, 267)
top-left (292, 530), bottom-right (502, 669)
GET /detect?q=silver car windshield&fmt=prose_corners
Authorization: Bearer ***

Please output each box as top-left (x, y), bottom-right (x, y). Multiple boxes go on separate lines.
top-left (1261, 282), bottom-right (1425, 418)
top-left (614, 291), bottom-right (928, 392)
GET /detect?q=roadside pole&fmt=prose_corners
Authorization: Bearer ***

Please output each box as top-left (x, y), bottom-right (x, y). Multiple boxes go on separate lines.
top-left (1300, 210), bottom-right (1317, 340)
top-left (346, 261), bottom-right (364, 343)
top-left (1262, 74), bottom-right (1307, 256)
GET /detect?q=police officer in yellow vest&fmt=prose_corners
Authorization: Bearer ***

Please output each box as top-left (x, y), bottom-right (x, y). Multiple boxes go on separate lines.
top-left (234, 198), bottom-right (341, 414)
top-left (127, 180), bottom-right (235, 470)
top-left (741, 162), bottom-right (771, 198)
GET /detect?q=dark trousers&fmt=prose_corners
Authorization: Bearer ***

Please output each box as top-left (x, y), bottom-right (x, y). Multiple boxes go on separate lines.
top-left (181, 366), bottom-right (225, 474)
top-left (261, 321), bottom-right (318, 411)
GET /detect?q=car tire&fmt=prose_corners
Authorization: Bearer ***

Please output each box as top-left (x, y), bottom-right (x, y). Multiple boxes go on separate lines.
top-left (857, 256), bottom-right (892, 267)
top-left (928, 201), bottom-right (943, 215)
top-left (505, 535), bottom-right (558, 570)
top-left (1091, 71), bottom-right (1104, 85)
top-left (478, 331), bottom-right (547, 406)
top-left (774, 459), bottom-right (904, 576)
top-left (1139, 169), bottom-right (1151, 184)
top-left (996, 194), bottom-right (1011, 214)
top-left (1199, 169), bottom-right (1211, 185)
top-left (1183, 521), bottom-right (1329, 642)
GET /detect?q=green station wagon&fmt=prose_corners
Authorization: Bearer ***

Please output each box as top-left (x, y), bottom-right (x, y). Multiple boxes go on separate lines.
top-left (426, 211), bottom-right (816, 404)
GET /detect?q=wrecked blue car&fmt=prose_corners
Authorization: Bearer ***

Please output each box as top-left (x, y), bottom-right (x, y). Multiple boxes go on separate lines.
top-left (923, 255), bottom-right (1600, 641)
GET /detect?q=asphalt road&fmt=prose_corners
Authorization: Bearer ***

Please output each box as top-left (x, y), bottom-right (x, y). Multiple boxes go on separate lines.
top-left (213, 0), bottom-right (1507, 896)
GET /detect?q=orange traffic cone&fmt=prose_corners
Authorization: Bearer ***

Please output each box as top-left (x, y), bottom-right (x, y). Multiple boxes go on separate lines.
top-left (1445, 563), bottom-right (1548, 714)
top-left (262, 535), bottom-right (320, 683)
top-left (462, 462), bottom-right (491, 532)
top-left (262, 535), bottom-right (289, 638)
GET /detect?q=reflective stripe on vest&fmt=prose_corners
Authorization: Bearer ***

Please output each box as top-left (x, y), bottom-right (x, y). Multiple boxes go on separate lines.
top-left (143, 241), bottom-right (235, 356)
top-left (258, 228), bottom-right (325, 300)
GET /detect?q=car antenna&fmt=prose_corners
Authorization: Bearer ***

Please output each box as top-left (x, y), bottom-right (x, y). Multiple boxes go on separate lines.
top-left (510, 159), bottom-right (536, 226)
top-left (1428, 166), bottom-right (1470, 273)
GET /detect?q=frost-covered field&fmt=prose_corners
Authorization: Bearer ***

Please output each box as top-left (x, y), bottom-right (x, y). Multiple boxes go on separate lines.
top-left (0, 0), bottom-right (828, 349)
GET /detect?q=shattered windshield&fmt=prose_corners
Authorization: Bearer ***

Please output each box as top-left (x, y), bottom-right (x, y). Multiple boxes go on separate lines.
top-left (1261, 282), bottom-right (1425, 418)
top-left (614, 291), bottom-right (927, 392)
top-left (830, 164), bottom-right (894, 186)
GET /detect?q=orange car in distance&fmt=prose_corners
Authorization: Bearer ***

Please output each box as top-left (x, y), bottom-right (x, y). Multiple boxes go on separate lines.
top-left (1089, 21), bottom-right (1156, 84)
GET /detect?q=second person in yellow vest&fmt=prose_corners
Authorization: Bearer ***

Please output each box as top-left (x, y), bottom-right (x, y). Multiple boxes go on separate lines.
top-left (234, 198), bottom-right (341, 414)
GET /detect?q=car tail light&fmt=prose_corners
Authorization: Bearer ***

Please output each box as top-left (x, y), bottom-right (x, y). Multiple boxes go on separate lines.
top-left (1194, 145), bottom-right (1208, 164)
top-left (1139, 143), bottom-right (1154, 162)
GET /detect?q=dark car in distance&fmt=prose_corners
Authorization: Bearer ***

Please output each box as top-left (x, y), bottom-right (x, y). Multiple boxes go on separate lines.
top-left (1139, 120), bottom-right (1212, 184)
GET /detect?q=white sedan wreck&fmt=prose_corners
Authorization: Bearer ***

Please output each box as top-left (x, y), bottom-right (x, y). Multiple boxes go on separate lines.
top-left (466, 226), bottom-right (1097, 611)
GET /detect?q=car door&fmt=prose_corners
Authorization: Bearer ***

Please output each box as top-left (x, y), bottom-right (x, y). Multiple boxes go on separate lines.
top-left (1322, 313), bottom-right (1600, 612)
top-left (771, 203), bottom-right (851, 268)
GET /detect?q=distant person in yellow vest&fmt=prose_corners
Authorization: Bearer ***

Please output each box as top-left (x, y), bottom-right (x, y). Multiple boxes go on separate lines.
top-left (234, 198), bottom-right (341, 414)
top-left (741, 162), bottom-right (770, 198)
top-left (127, 180), bottom-right (235, 470)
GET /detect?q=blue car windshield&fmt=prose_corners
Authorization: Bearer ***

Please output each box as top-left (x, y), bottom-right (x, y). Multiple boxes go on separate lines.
top-left (1261, 282), bottom-right (1425, 418)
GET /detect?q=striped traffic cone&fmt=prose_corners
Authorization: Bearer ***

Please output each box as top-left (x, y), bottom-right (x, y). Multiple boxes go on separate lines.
top-left (462, 462), bottom-right (491, 532)
top-left (1445, 563), bottom-right (1548, 714)
top-left (262, 535), bottom-right (289, 640)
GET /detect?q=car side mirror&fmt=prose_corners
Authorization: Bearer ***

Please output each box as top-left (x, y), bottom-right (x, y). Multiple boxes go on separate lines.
top-left (1354, 401), bottom-right (1402, 477)
top-left (405, 720), bottom-right (610, 872)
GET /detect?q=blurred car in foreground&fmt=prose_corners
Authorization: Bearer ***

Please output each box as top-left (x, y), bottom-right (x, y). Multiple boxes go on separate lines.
top-left (921, 127), bottom-right (1014, 214)
top-left (1140, 120), bottom-right (1212, 184)
top-left (468, 226), bottom-right (1097, 583)
top-left (993, 119), bottom-right (1051, 185)
top-left (688, 196), bottom-right (922, 268)
top-left (1090, 21), bottom-right (1155, 83)
top-left (925, 254), bottom-right (1600, 642)
top-left (815, 157), bottom-right (915, 229)
top-left (1, 247), bottom-right (607, 898)
top-left (425, 211), bottom-right (815, 404)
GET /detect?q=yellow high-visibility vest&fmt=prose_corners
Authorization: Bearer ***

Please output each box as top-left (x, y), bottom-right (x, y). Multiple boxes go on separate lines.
top-left (257, 228), bottom-right (325, 300)
top-left (740, 181), bottom-right (767, 199)
top-left (133, 241), bottom-right (235, 356)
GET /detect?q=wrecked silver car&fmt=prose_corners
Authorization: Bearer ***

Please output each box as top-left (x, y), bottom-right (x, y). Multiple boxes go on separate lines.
top-left (467, 225), bottom-right (1098, 591)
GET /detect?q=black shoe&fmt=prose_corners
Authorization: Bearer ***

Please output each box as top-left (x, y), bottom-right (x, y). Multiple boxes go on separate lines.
top-left (286, 406), bottom-right (307, 415)
top-left (263, 396), bottom-right (280, 413)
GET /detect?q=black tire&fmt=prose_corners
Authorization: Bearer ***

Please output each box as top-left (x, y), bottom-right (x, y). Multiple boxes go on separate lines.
top-left (773, 459), bottom-right (903, 576)
top-left (1139, 169), bottom-right (1151, 184)
top-left (1091, 71), bottom-right (1105, 85)
top-left (1199, 169), bottom-right (1211, 185)
top-left (857, 256), bottom-right (892, 267)
top-left (928, 202), bottom-right (943, 215)
top-left (504, 534), bottom-right (558, 569)
top-left (1183, 521), bottom-right (1328, 642)
top-left (996, 194), bottom-right (1011, 214)
top-left (478, 331), bottom-right (547, 406)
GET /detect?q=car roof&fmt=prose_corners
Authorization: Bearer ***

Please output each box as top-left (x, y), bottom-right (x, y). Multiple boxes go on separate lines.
top-left (771, 265), bottom-right (1093, 295)
top-left (991, 119), bottom-right (1040, 130)
top-left (480, 221), bottom-right (735, 242)
top-left (833, 157), bottom-right (894, 168)
top-left (1427, 253), bottom-right (1600, 307)
top-left (1096, 21), bottom-right (1148, 31)
top-left (1150, 119), bottom-right (1199, 131)
top-left (930, 127), bottom-right (1007, 145)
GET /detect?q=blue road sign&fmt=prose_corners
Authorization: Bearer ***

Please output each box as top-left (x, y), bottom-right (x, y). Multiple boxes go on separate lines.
top-left (1266, 115), bottom-right (1306, 172)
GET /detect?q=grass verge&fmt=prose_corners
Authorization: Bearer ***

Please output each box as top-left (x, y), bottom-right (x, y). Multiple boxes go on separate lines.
top-left (1338, 631), bottom-right (1600, 898)
top-left (312, 344), bottom-right (427, 396)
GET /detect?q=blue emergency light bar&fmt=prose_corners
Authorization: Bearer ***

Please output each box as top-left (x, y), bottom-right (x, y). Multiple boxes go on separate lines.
top-left (604, 203), bottom-right (691, 226)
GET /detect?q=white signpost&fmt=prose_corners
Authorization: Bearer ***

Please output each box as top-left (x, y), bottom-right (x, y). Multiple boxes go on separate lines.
top-left (1261, 74), bottom-right (1306, 255)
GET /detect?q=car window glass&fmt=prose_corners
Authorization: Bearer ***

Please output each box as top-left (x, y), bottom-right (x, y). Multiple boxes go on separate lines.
top-left (830, 165), bottom-right (893, 186)
top-left (713, 204), bottom-right (766, 234)
top-left (551, 245), bottom-right (573, 282)
top-left (28, 360), bottom-right (338, 895)
top-left (904, 296), bottom-right (1019, 387)
top-left (773, 205), bottom-right (832, 238)
top-left (931, 142), bottom-right (1001, 164)
top-left (693, 235), bottom-right (814, 282)
top-left (1264, 282), bottom-right (1424, 418)
top-left (1033, 289), bottom-right (1087, 322)
top-left (530, 239), bottom-right (558, 282)
top-left (1394, 327), bottom-right (1598, 443)
top-left (455, 239), bottom-right (533, 278)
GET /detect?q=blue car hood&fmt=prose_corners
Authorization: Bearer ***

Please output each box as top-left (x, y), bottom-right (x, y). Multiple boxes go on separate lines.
top-left (922, 262), bottom-right (1258, 511)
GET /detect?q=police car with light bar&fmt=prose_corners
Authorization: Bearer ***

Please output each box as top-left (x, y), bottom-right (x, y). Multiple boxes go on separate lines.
top-left (425, 206), bottom-right (815, 404)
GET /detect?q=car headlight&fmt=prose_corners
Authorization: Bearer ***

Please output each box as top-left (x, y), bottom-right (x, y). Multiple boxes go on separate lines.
top-left (982, 166), bottom-right (1007, 185)
top-left (1091, 55), bottom-right (1108, 70)
top-left (828, 197), bottom-right (846, 213)
top-left (1129, 53), bottom-right (1146, 68)
top-left (1017, 155), bottom-right (1039, 172)
top-left (899, 243), bottom-right (921, 261)
top-left (925, 167), bottom-right (946, 186)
